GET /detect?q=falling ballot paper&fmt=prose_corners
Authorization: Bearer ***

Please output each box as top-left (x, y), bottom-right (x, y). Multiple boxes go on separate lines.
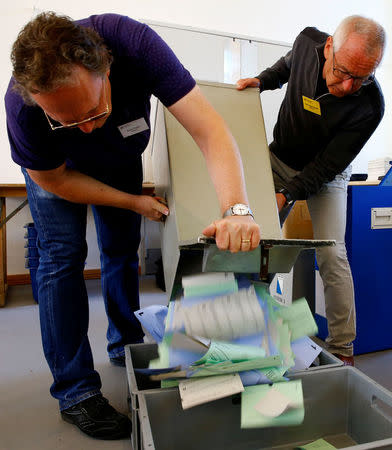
top-left (134, 272), bottom-right (318, 426)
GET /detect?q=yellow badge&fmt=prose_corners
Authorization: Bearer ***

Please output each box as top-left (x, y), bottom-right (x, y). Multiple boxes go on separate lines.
top-left (302, 96), bottom-right (321, 116)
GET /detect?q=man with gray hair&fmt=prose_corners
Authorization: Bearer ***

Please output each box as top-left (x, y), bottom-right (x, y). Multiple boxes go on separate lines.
top-left (237, 16), bottom-right (385, 366)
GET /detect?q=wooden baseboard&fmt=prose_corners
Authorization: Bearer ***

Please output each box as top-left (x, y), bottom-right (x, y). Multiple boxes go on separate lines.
top-left (82, 269), bottom-right (102, 280)
top-left (7, 269), bottom-right (102, 286)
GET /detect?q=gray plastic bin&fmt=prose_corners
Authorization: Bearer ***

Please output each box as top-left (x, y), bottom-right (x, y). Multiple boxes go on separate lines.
top-left (136, 366), bottom-right (392, 450)
top-left (125, 343), bottom-right (160, 450)
top-left (125, 343), bottom-right (345, 450)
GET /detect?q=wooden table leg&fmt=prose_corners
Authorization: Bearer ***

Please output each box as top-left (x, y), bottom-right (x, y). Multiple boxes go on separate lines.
top-left (0, 197), bottom-right (7, 307)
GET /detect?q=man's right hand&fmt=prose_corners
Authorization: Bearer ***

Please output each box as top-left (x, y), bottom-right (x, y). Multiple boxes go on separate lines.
top-left (27, 165), bottom-right (170, 221)
top-left (134, 195), bottom-right (169, 222)
top-left (236, 78), bottom-right (261, 90)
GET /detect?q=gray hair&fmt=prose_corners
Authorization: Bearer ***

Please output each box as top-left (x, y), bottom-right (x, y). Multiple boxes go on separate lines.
top-left (333, 15), bottom-right (386, 61)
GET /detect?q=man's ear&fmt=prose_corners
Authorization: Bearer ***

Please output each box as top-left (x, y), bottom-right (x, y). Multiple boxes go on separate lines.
top-left (324, 36), bottom-right (333, 59)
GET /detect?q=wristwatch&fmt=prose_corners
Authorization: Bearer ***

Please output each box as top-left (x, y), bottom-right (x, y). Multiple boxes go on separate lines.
top-left (223, 203), bottom-right (254, 219)
top-left (278, 188), bottom-right (294, 206)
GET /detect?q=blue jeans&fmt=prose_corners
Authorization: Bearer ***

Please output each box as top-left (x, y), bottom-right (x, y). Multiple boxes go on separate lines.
top-left (22, 169), bottom-right (144, 410)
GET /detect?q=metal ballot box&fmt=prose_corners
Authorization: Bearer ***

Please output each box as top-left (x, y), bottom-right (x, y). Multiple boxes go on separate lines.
top-left (151, 81), bottom-right (334, 300)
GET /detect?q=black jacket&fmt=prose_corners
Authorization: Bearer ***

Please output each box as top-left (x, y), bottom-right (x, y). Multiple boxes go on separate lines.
top-left (256, 27), bottom-right (384, 200)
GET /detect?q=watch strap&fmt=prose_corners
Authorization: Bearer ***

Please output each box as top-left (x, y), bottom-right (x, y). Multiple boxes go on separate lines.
top-left (278, 188), bottom-right (294, 206)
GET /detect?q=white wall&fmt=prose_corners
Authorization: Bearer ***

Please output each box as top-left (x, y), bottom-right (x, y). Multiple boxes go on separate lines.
top-left (1, 0), bottom-right (390, 181)
top-left (2, 0), bottom-right (391, 274)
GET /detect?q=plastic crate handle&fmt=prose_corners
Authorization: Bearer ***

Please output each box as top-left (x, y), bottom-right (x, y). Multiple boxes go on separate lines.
top-left (371, 394), bottom-right (392, 424)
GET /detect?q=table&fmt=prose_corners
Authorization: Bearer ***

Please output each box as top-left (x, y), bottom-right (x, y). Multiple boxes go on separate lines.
top-left (0, 184), bottom-right (27, 307)
top-left (0, 183), bottom-right (154, 307)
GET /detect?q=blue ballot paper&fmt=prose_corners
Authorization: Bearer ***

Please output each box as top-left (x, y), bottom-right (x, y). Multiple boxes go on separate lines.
top-left (289, 336), bottom-right (323, 372)
top-left (134, 305), bottom-right (168, 343)
top-left (134, 366), bottom-right (180, 375)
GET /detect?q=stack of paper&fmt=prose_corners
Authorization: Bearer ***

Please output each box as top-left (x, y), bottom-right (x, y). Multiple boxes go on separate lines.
top-left (368, 157), bottom-right (392, 181)
top-left (134, 272), bottom-right (321, 428)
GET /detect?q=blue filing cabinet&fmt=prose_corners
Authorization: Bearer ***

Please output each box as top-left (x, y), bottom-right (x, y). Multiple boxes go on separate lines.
top-left (345, 184), bottom-right (392, 355)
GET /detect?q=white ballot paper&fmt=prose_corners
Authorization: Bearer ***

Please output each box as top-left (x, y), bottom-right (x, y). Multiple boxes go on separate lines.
top-left (181, 286), bottom-right (265, 340)
top-left (182, 272), bottom-right (235, 289)
top-left (254, 386), bottom-right (292, 417)
top-left (179, 373), bottom-right (244, 409)
top-left (290, 336), bottom-right (323, 371)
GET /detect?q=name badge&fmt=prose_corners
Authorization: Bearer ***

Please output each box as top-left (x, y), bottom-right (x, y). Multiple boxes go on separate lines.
top-left (302, 96), bottom-right (321, 116)
top-left (118, 118), bottom-right (149, 138)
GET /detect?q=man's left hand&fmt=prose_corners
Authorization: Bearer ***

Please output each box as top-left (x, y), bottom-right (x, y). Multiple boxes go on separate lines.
top-left (276, 193), bottom-right (287, 212)
top-left (202, 215), bottom-right (261, 253)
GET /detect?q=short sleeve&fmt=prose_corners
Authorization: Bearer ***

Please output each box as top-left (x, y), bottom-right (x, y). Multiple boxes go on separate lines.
top-left (5, 89), bottom-right (66, 170)
top-left (85, 14), bottom-right (196, 107)
top-left (136, 25), bottom-right (196, 106)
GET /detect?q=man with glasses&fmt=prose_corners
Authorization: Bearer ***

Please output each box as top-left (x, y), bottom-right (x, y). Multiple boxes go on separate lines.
top-left (5, 12), bottom-right (260, 440)
top-left (237, 15), bottom-right (385, 367)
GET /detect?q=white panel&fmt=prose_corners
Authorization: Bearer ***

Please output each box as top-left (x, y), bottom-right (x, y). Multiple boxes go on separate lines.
top-left (256, 42), bottom-right (290, 144)
top-left (224, 38), bottom-right (241, 83)
top-left (240, 40), bottom-right (259, 79)
top-left (149, 24), bottom-right (228, 83)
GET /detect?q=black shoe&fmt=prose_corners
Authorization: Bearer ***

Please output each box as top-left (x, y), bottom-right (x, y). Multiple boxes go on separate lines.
top-left (110, 355), bottom-right (126, 367)
top-left (61, 394), bottom-right (131, 440)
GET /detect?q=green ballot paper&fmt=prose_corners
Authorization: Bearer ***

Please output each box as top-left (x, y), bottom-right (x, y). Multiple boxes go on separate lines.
top-left (277, 297), bottom-right (318, 341)
top-left (296, 438), bottom-right (337, 450)
top-left (194, 341), bottom-right (266, 365)
top-left (182, 272), bottom-right (238, 298)
top-left (241, 379), bottom-right (304, 428)
top-left (189, 355), bottom-right (282, 377)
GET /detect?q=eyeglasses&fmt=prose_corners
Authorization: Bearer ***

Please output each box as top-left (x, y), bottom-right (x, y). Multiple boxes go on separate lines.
top-left (44, 78), bottom-right (109, 131)
top-left (332, 48), bottom-right (375, 86)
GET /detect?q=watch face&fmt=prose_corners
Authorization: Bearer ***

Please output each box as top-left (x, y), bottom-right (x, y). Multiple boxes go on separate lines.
top-left (232, 204), bottom-right (250, 215)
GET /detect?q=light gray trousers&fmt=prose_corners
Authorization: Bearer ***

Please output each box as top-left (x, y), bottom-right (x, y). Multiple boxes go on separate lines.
top-left (270, 152), bottom-right (356, 356)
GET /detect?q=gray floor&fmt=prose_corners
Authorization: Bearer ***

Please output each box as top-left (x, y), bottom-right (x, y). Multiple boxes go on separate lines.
top-left (1, 278), bottom-right (392, 449)
top-left (0, 277), bottom-right (167, 450)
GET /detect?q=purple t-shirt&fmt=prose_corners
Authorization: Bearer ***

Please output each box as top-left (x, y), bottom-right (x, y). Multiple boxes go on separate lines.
top-left (5, 14), bottom-right (195, 184)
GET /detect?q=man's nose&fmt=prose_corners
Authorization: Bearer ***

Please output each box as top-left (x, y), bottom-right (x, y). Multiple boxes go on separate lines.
top-left (341, 77), bottom-right (355, 93)
top-left (78, 122), bottom-right (95, 133)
